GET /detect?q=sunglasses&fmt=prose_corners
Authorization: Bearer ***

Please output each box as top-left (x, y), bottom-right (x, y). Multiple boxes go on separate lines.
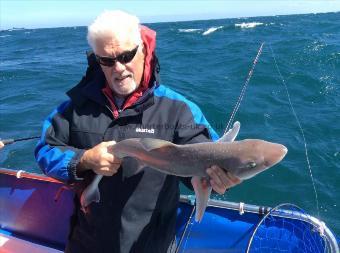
top-left (95, 45), bottom-right (139, 67)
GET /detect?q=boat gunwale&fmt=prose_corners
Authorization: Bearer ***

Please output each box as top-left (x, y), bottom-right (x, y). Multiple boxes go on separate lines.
top-left (0, 167), bottom-right (63, 184)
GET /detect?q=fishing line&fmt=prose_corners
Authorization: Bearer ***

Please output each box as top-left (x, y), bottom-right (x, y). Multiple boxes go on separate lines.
top-left (1, 136), bottom-right (40, 145)
top-left (176, 205), bottom-right (196, 253)
top-left (181, 217), bottom-right (196, 253)
top-left (268, 43), bottom-right (320, 217)
top-left (224, 42), bottom-right (265, 134)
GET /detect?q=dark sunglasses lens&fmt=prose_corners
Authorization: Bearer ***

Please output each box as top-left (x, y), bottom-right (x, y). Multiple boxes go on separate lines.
top-left (118, 47), bottom-right (138, 64)
top-left (96, 46), bottom-right (138, 67)
top-left (98, 57), bottom-right (115, 67)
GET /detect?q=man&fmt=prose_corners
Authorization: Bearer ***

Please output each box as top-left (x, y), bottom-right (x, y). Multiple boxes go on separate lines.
top-left (35, 10), bottom-right (241, 253)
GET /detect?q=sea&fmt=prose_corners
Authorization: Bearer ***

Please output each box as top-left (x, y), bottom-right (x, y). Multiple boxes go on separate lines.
top-left (0, 12), bottom-right (339, 235)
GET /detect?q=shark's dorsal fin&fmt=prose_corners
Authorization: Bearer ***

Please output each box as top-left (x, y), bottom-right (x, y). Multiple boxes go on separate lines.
top-left (217, 121), bottom-right (241, 142)
top-left (139, 138), bottom-right (175, 152)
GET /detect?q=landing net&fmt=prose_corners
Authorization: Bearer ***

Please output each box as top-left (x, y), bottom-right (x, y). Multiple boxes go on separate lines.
top-left (246, 203), bottom-right (339, 253)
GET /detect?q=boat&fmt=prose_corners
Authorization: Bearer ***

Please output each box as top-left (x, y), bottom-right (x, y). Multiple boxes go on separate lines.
top-left (0, 167), bottom-right (338, 252)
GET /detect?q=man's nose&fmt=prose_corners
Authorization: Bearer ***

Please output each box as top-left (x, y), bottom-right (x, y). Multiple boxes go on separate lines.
top-left (112, 61), bottom-right (126, 73)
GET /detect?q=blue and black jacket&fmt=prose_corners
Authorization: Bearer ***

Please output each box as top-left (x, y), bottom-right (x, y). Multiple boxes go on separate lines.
top-left (35, 53), bottom-right (218, 253)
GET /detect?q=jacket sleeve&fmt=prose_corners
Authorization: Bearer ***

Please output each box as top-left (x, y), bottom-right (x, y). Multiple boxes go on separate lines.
top-left (174, 101), bottom-right (219, 190)
top-left (34, 100), bottom-right (85, 184)
top-left (174, 100), bottom-right (219, 145)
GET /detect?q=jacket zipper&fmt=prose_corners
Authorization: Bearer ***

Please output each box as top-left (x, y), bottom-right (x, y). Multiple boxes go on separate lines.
top-left (105, 105), bottom-right (115, 116)
top-left (105, 83), bottom-right (157, 119)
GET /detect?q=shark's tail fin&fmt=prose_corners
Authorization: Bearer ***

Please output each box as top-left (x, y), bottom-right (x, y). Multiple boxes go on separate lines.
top-left (80, 174), bottom-right (103, 212)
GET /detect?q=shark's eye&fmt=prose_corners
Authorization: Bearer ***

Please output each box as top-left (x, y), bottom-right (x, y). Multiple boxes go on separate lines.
top-left (246, 162), bottom-right (257, 169)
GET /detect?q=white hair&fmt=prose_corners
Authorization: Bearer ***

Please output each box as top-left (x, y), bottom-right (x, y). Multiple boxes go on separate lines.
top-left (87, 10), bottom-right (142, 51)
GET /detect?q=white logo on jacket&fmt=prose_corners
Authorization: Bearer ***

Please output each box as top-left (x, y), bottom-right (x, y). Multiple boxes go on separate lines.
top-left (136, 127), bottom-right (155, 134)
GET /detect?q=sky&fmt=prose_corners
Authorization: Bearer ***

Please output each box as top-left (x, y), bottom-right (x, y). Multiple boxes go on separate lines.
top-left (1, 0), bottom-right (340, 30)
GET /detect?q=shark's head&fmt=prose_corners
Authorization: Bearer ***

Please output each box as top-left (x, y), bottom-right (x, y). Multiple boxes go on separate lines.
top-left (232, 139), bottom-right (288, 180)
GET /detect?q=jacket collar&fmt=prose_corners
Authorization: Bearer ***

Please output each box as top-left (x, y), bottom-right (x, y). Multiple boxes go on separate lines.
top-left (66, 56), bottom-right (159, 116)
top-left (66, 59), bottom-right (107, 107)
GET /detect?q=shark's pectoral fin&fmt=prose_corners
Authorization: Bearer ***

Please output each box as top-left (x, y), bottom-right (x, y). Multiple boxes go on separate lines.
top-left (218, 121), bottom-right (241, 142)
top-left (191, 176), bottom-right (212, 222)
top-left (122, 157), bottom-right (147, 178)
top-left (139, 138), bottom-right (175, 152)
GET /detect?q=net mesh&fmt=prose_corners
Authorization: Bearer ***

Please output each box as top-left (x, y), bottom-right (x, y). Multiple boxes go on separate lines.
top-left (247, 204), bottom-right (332, 253)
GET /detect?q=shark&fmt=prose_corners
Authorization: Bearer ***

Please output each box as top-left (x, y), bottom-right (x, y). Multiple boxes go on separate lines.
top-left (80, 122), bottom-right (288, 222)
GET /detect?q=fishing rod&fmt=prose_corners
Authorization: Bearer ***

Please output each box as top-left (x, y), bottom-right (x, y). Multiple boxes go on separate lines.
top-left (224, 42), bottom-right (265, 134)
top-left (1, 136), bottom-right (40, 145)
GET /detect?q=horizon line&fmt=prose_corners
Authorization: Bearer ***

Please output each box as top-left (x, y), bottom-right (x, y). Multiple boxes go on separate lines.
top-left (1, 10), bottom-right (339, 31)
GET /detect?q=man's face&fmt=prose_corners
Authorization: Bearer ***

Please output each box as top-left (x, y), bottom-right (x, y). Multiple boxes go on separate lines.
top-left (94, 36), bottom-right (145, 97)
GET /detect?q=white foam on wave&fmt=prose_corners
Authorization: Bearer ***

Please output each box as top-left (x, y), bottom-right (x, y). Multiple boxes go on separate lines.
top-left (7, 28), bottom-right (25, 32)
top-left (0, 35), bottom-right (11, 38)
top-left (202, 26), bottom-right (223, 36)
top-left (235, 22), bottom-right (263, 29)
top-left (178, 28), bottom-right (202, 33)
top-left (308, 40), bottom-right (326, 52)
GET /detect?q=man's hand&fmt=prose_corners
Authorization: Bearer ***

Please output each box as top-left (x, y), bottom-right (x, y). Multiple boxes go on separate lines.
top-left (206, 165), bottom-right (242, 194)
top-left (78, 141), bottom-right (122, 176)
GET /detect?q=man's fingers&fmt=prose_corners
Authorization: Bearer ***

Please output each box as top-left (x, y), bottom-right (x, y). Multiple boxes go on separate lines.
top-left (207, 165), bottom-right (228, 189)
top-left (206, 165), bottom-right (242, 194)
top-left (104, 141), bottom-right (116, 146)
top-left (210, 179), bottom-right (224, 195)
top-left (225, 171), bottom-right (242, 185)
top-left (102, 153), bottom-right (121, 164)
top-left (94, 166), bottom-right (119, 176)
top-left (104, 141), bottom-right (117, 153)
top-left (105, 141), bottom-right (117, 151)
top-left (97, 170), bottom-right (115, 176)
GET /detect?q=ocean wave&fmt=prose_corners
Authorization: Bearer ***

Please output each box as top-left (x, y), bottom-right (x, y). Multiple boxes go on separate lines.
top-left (202, 26), bottom-right (223, 36)
top-left (0, 35), bottom-right (11, 38)
top-left (7, 28), bottom-right (25, 32)
top-left (235, 22), bottom-right (263, 29)
top-left (178, 28), bottom-right (202, 33)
